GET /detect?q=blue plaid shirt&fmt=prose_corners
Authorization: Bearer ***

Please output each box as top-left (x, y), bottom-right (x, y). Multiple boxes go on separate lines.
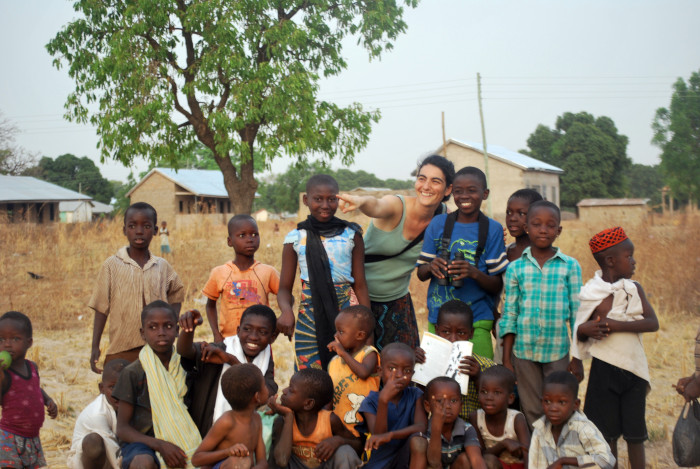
top-left (499, 247), bottom-right (582, 363)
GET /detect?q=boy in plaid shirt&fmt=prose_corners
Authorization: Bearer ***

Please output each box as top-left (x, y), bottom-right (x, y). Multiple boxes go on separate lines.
top-left (499, 201), bottom-right (582, 428)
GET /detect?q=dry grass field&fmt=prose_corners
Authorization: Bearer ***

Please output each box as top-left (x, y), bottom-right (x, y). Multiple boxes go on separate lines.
top-left (0, 212), bottom-right (698, 468)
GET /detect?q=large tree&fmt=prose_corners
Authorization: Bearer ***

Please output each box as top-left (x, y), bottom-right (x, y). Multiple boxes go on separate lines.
top-left (47, 0), bottom-right (417, 214)
top-left (28, 154), bottom-right (114, 204)
top-left (523, 111), bottom-right (631, 209)
top-left (0, 111), bottom-right (36, 175)
top-left (652, 70), bottom-right (700, 207)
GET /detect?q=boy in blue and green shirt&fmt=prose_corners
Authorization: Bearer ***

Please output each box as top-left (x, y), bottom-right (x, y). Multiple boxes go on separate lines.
top-left (499, 200), bottom-right (582, 428)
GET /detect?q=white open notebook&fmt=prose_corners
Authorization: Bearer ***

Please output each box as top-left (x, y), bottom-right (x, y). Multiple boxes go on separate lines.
top-left (412, 331), bottom-right (473, 395)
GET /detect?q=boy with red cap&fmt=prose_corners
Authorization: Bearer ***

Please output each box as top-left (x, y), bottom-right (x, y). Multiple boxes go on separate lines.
top-left (570, 227), bottom-right (659, 469)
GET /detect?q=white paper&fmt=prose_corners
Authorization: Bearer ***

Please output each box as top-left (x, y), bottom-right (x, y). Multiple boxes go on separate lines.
top-left (412, 332), bottom-right (473, 395)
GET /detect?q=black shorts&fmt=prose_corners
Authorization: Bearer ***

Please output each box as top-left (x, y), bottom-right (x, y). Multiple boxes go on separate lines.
top-left (583, 358), bottom-right (648, 443)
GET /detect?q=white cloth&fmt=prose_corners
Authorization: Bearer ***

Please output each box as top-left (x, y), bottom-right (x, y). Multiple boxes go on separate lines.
top-left (67, 394), bottom-right (120, 469)
top-left (572, 271), bottom-right (650, 385)
top-left (212, 335), bottom-right (271, 424)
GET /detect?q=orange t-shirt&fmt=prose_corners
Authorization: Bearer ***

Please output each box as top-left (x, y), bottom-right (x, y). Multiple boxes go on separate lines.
top-left (201, 261), bottom-right (279, 337)
top-left (292, 410), bottom-right (333, 468)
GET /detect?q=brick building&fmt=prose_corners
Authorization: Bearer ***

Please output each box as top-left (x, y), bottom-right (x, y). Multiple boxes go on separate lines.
top-left (127, 168), bottom-right (235, 228)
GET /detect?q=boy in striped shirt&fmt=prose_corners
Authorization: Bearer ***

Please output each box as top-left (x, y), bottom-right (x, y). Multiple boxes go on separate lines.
top-left (499, 201), bottom-right (582, 428)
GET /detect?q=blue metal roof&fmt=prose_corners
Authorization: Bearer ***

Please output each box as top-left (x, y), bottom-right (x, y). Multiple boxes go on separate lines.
top-left (448, 139), bottom-right (564, 173)
top-left (0, 175), bottom-right (92, 203)
top-left (154, 168), bottom-right (229, 197)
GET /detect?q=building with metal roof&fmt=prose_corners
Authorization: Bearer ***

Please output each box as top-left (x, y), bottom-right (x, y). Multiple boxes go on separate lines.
top-left (0, 174), bottom-right (91, 223)
top-left (576, 198), bottom-right (650, 228)
top-left (127, 168), bottom-right (244, 228)
top-left (435, 138), bottom-right (564, 219)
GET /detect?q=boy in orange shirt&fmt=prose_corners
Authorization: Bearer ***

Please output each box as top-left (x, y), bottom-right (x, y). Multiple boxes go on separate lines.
top-left (203, 215), bottom-right (280, 342)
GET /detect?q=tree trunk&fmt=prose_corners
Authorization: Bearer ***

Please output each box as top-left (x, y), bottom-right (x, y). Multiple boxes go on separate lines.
top-left (216, 155), bottom-right (257, 215)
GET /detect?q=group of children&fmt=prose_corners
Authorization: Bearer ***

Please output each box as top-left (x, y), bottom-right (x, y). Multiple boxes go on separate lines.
top-left (0, 162), bottom-right (662, 469)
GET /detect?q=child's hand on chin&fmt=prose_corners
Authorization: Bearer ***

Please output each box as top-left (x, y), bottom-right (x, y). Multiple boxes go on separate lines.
top-left (378, 375), bottom-right (408, 402)
top-left (267, 394), bottom-right (292, 416)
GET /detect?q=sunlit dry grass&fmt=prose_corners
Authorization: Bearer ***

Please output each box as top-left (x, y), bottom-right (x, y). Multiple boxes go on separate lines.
top-left (0, 213), bottom-right (698, 468)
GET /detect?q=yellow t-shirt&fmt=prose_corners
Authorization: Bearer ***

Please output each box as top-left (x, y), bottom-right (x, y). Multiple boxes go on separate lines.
top-left (328, 345), bottom-right (380, 436)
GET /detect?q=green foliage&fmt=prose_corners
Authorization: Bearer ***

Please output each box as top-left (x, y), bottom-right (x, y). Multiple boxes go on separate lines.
top-left (524, 111), bottom-right (631, 209)
top-left (254, 162), bottom-right (413, 213)
top-left (626, 163), bottom-right (663, 207)
top-left (652, 70), bottom-right (700, 205)
top-left (146, 142), bottom-right (219, 172)
top-left (26, 154), bottom-right (114, 204)
top-left (47, 0), bottom-right (417, 214)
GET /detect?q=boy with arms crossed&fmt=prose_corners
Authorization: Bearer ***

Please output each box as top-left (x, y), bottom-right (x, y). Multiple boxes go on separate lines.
top-left (571, 227), bottom-right (658, 469)
top-left (89, 202), bottom-right (184, 372)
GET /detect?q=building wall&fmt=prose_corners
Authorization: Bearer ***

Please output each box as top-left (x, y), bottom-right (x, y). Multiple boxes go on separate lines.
top-left (129, 172), bottom-right (177, 226)
top-left (0, 202), bottom-right (58, 223)
top-left (445, 143), bottom-right (561, 219)
top-left (522, 171), bottom-right (561, 207)
top-left (578, 205), bottom-right (648, 229)
top-left (175, 213), bottom-right (229, 228)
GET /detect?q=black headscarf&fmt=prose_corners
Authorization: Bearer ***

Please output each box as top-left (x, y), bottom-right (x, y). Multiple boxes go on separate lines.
top-left (297, 215), bottom-right (362, 369)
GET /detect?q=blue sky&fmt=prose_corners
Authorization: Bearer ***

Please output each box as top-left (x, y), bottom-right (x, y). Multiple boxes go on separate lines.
top-left (1, 0), bottom-right (699, 182)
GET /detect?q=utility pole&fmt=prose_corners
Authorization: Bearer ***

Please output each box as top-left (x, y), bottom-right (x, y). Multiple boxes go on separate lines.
top-left (441, 111), bottom-right (447, 156)
top-left (477, 72), bottom-right (492, 217)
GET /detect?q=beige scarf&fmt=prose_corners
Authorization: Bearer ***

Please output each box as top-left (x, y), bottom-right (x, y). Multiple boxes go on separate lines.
top-left (140, 345), bottom-right (202, 468)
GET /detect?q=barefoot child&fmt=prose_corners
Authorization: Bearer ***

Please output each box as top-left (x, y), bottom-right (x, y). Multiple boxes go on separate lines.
top-left (499, 201), bottom-right (583, 427)
top-left (0, 311), bottom-right (58, 469)
top-left (410, 377), bottom-right (486, 469)
top-left (278, 174), bottom-right (370, 370)
top-left (113, 301), bottom-right (201, 469)
top-left (159, 221), bottom-right (171, 256)
top-left (470, 366), bottom-right (529, 469)
top-left (360, 343), bottom-right (427, 468)
top-left (68, 359), bottom-right (129, 469)
top-left (327, 305), bottom-right (380, 436)
top-left (89, 202), bottom-right (184, 372)
top-left (269, 368), bottom-right (362, 469)
top-left (178, 306), bottom-right (278, 436)
top-left (571, 227), bottom-right (658, 469)
top-left (417, 167), bottom-right (508, 359)
top-left (529, 372), bottom-right (614, 469)
top-left (192, 364), bottom-right (268, 469)
top-left (416, 300), bottom-right (495, 420)
top-left (203, 214), bottom-right (280, 342)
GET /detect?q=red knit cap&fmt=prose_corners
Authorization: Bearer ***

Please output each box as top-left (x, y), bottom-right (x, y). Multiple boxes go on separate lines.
top-left (589, 227), bottom-right (628, 254)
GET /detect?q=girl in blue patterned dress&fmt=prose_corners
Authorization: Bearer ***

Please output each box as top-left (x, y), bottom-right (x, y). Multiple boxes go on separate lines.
top-left (277, 174), bottom-right (370, 371)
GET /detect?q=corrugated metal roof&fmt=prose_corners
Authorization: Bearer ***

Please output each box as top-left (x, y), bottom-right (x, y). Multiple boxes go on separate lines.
top-left (59, 200), bottom-right (93, 212)
top-left (443, 139), bottom-right (564, 174)
top-left (91, 201), bottom-right (114, 213)
top-left (577, 198), bottom-right (649, 207)
top-left (0, 175), bottom-right (92, 203)
top-left (127, 168), bottom-right (260, 198)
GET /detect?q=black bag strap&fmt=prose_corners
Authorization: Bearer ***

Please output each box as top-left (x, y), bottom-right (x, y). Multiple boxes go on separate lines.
top-left (441, 211), bottom-right (489, 266)
top-left (365, 203), bottom-right (446, 264)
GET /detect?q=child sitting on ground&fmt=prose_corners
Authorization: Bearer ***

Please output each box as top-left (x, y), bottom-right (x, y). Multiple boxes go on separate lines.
top-left (269, 368), bottom-right (362, 469)
top-left (410, 376), bottom-right (486, 469)
top-left (0, 311), bottom-right (58, 469)
top-left (417, 167), bottom-right (508, 359)
top-left (192, 364), bottom-right (268, 469)
top-left (416, 300), bottom-right (495, 420)
top-left (178, 305), bottom-right (279, 436)
top-left (360, 342), bottom-right (427, 468)
top-left (499, 201), bottom-right (582, 428)
top-left (571, 227), bottom-right (658, 469)
top-left (203, 214), bottom-right (280, 343)
top-left (529, 371), bottom-right (615, 469)
top-left (68, 359), bottom-right (129, 469)
top-left (278, 174), bottom-right (370, 370)
top-left (327, 305), bottom-right (379, 436)
top-left (112, 301), bottom-right (202, 469)
top-left (470, 366), bottom-right (529, 469)
top-left (89, 202), bottom-right (184, 372)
